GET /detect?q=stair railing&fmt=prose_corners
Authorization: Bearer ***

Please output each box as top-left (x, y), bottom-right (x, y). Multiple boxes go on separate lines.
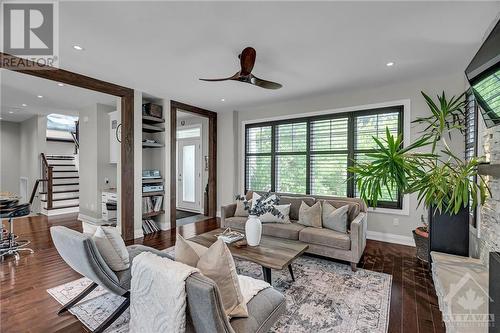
top-left (40, 153), bottom-right (53, 209)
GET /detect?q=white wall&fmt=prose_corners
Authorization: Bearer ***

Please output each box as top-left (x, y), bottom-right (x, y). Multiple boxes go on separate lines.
top-left (0, 121), bottom-right (21, 194)
top-left (217, 72), bottom-right (468, 241)
top-left (79, 103), bottom-right (117, 219)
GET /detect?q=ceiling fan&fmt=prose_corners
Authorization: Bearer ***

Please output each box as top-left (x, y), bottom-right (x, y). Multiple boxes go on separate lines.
top-left (200, 47), bottom-right (282, 90)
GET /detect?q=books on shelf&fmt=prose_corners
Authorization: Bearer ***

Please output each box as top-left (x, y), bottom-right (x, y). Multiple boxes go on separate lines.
top-left (142, 219), bottom-right (160, 234)
top-left (142, 196), bottom-right (163, 214)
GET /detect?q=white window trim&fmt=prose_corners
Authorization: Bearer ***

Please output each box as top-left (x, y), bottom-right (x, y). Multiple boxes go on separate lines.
top-left (239, 99), bottom-right (411, 216)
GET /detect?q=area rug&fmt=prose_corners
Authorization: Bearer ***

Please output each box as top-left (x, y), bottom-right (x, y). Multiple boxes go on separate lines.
top-left (47, 252), bottom-right (392, 333)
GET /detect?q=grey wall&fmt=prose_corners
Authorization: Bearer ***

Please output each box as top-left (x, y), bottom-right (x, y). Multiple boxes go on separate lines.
top-left (0, 121), bottom-right (21, 194)
top-left (217, 72), bottom-right (467, 240)
top-left (79, 103), bottom-right (117, 219)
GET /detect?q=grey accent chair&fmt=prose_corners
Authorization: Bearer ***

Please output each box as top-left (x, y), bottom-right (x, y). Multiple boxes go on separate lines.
top-left (50, 226), bottom-right (168, 333)
top-left (50, 226), bottom-right (286, 333)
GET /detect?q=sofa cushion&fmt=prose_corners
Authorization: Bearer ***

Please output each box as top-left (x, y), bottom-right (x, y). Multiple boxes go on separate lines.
top-left (299, 227), bottom-right (351, 250)
top-left (224, 217), bottom-right (305, 240)
top-left (321, 199), bottom-right (360, 225)
top-left (279, 196), bottom-right (316, 221)
top-left (262, 222), bottom-right (305, 240)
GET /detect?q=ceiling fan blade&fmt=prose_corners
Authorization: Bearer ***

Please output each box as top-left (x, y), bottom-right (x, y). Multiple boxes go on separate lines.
top-left (239, 47), bottom-right (256, 76)
top-left (199, 72), bottom-right (240, 82)
top-left (250, 74), bottom-right (282, 90)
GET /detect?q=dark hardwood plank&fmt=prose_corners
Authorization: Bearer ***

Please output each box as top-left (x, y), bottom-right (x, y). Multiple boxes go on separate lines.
top-left (0, 214), bottom-right (445, 333)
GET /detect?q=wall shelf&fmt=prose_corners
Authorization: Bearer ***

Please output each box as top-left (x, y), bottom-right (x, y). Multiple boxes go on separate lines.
top-left (142, 142), bottom-right (164, 148)
top-left (143, 115), bottom-right (165, 124)
top-left (142, 178), bottom-right (164, 184)
top-left (142, 210), bottom-right (165, 218)
top-left (142, 124), bottom-right (165, 133)
top-left (142, 191), bottom-right (164, 197)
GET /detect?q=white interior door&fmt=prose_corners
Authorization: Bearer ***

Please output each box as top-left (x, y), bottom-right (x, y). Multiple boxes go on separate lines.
top-left (177, 138), bottom-right (202, 212)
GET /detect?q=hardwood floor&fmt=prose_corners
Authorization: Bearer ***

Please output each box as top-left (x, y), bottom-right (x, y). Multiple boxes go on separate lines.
top-left (0, 214), bottom-right (445, 333)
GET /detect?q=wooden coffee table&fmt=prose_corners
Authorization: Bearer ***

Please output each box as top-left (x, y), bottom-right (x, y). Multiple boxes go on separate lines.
top-left (188, 228), bottom-right (309, 285)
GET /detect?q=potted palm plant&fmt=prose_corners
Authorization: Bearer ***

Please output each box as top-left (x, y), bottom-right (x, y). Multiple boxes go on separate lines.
top-left (349, 91), bottom-right (488, 257)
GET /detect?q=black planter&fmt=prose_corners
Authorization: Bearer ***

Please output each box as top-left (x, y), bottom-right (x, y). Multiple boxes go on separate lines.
top-left (429, 205), bottom-right (469, 257)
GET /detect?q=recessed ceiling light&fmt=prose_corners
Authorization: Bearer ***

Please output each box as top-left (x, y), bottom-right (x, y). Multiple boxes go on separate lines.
top-left (57, 83), bottom-right (64, 87)
top-left (386, 62), bottom-right (395, 67)
top-left (21, 103), bottom-right (27, 107)
top-left (73, 45), bottom-right (84, 51)
top-left (37, 95), bottom-right (43, 98)
top-left (9, 111), bottom-right (14, 114)
top-left (221, 98), bottom-right (225, 102)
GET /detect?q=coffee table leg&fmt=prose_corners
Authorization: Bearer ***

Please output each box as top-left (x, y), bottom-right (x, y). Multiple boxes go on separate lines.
top-left (262, 266), bottom-right (272, 284)
top-left (288, 264), bottom-right (295, 281)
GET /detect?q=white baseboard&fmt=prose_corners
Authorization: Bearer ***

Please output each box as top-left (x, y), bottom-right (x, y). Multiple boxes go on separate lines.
top-left (134, 228), bottom-right (143, 239)
top-left (78, 213), bottom-right (103, 224)
top-left (367, 230), bottom-right (415, 247)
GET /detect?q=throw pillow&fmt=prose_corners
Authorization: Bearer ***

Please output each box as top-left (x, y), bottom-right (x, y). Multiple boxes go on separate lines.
top-left (259, 204), bottom-right (291, 223)
top-left (298, 201), bottom-right (322, 228)
top-left (175, 235), bottom-right (208, 267)
top-left (251, 192), bottom-right (277, 210)
top-left (322, 201), bottom-right (349, 233)
top-left (93, 226), bottom-right (130, 271)
top-left (196, 239), bottom-right (248, 318)
top-left (234, 199), bottom-right (251, 217)
top-left (322, 199), bottom-right (361, 229)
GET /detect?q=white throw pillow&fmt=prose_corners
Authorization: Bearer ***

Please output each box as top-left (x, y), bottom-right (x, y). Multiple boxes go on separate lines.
top-left (259, 204), bottom-right (291, 223)
top-left (93, 226), bottom-right (130, 271)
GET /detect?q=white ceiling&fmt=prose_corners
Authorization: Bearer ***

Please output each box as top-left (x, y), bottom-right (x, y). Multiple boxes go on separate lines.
top-left (1, 69), bottom-right (116, 122)
top-left (2, 1), bottom-right (500, 114)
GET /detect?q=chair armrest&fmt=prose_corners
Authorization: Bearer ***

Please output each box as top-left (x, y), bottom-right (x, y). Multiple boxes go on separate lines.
top-left (350, 212), bottom-right (367, 263)
top-left (221, 203), bottom-right (237, 228)
top-left (186, 273), bottom-right (235, 333)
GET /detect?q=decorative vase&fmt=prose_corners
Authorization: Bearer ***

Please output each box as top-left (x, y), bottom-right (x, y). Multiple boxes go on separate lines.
top-left (245, 215), bottom-right (262, 246)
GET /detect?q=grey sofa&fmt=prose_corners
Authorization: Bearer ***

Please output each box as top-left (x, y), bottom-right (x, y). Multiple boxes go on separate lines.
top-left (221, 191), bottom-right (367, 271)
top-left (50, 226), bottom-right (285, 333)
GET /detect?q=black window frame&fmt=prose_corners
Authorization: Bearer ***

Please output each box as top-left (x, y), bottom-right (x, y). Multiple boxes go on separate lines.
top-left (465, 89), bottom-right (479, 227)
top-left (244, 105), bottom-right (404, 209)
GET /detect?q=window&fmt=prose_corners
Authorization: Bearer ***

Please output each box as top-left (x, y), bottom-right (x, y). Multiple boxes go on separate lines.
top-left (244, 106), bottom-right (404, 209)
top-left (46, 114), bottom-right (79, 141)
top-left (465, 89), bottom-right (479, 227)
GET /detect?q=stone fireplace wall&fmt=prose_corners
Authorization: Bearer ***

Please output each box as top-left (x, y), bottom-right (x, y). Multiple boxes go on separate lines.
top-left (478, 127), bottom-right (500, 264)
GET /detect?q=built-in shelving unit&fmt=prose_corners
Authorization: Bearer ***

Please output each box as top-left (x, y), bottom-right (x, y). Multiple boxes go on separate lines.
top-left (141, 94), bottom-right (166, 235)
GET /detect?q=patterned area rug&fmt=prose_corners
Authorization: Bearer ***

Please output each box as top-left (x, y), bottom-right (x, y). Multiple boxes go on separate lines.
top-left (47, 252), bottom-right (392, 333)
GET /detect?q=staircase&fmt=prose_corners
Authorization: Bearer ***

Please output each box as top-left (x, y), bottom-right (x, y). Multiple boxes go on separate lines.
top-left (40, 154), bottom-right (80, 216)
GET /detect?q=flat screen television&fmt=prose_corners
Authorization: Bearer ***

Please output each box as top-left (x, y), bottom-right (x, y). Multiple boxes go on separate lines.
top-left (466, 19), bottom-right (500, 128)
